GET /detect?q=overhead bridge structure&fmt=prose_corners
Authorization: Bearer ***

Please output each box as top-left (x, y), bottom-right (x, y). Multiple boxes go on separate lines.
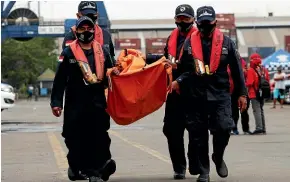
top-left (1, 1), bottom-right (110, 42)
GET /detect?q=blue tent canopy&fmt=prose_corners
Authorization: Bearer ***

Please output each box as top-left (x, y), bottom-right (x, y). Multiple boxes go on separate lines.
top-left (263, 49), bottom-right (290, 72)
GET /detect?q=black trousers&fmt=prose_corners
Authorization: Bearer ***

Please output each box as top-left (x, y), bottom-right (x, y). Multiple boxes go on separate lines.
top-left (62, 106), bottom-right (111, 177)
top-left (163, 92), bottom-right (198, 174)
top-left (187, 99), bottom-right (233, 175)
top-left (231, 95), bottom-right (250, 132)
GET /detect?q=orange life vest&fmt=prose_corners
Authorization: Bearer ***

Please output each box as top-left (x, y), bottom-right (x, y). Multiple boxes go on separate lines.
top-left (190, 28), bottom-right (224, 74)
top-left (70, 24), bottom-right (104, 45)
top-left (167, 27), bottom-right (197, 61)
top-left (69, 40), bottom-right (105, 82)
top-left (106, 49), bottom-right (173, 125)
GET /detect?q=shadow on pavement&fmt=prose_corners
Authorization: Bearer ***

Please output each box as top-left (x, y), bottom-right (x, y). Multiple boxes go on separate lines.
top-left (110, 176), bottom-right (197, 182)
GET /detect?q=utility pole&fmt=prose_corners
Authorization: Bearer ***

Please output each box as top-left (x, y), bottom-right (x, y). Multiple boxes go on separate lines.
top-left (38, 1), bottom-right (40, 17)
top-left (27, 1), bottom-right (31, 9)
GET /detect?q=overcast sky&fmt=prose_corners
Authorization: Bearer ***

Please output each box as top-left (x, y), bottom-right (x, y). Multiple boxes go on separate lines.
top-left (5, 0), bottom-right (290, 20)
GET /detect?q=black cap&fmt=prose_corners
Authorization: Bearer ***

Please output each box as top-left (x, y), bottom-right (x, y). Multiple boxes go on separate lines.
top-left (196, 6), bottom-right (216, 23)
top-left (78, 1), bottom-right (98, 15)
top-left (175, 4), bottom-right (194, 18)
top-left (76, 16), bottom-right (95, 28)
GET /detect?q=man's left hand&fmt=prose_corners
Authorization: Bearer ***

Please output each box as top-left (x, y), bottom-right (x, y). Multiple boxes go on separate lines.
top-left (172, 81), bottom-right (180, 94)
top-left (112, 67), bottom-right (120, 75)
top-left (238, 95), bottom-right (247, 112)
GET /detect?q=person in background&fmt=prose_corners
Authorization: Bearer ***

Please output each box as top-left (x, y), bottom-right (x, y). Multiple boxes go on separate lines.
top-left (230, 58), bottom-right (251, 135)
top-left (272, 66), bottom-right (288, 108)
top-left (250, 53), bottom-right (270, 82)
top-left (34, 86), bottom-right (39, 101)
top-left (62, 1), bottom-right (115, 59)
top-left (246, 54), bottom-right (267, 135)
top-left (144, 4), bottom-right (198, 179)
top-left (27, 85), bottom-right (33, 101)
top-left (51, 17), bottom-right (116, 182)
top-left (240, 60), bottom-right (251, 134)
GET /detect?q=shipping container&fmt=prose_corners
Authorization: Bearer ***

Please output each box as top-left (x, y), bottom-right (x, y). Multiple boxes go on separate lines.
top-left (285, 35), bottom-right (290, 52)
top-left (216, 14), bottom-right (235, 25)
top-left (114, 38), bottom-right (141, 50)
top-left (114, 49), bottom-right (142, 60)
top-left (145, 38), bottom-right (167, 50)
top-left (248, 47), bottom-right (276, 59)
top-left (215, 14), bottom-right (237, 47)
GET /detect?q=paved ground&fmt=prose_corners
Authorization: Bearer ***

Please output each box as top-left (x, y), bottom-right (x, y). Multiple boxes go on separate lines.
top-left (1, 98), bottom-right (290, 182)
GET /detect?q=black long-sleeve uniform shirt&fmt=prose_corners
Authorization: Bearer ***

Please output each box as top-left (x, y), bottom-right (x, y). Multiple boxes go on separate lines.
top-left (146, 34), bottom-right (187, 80)
top-left (176, 35), bottom-right (247, 101)
top-left (50, 45), bottom-right (114, 110)
top-left (62, 27), bottom-right (115, 59)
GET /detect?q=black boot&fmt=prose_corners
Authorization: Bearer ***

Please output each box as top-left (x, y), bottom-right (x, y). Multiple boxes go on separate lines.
top-left (173, 170), bottom-right (186, 180)
top-left (89, 176), bottom-right (104, 182)
top-left (212, 154), bottom-right (228, 178)
top-left (100, 159), bottom-right (116, 181)
top-left (67, 167), bottom-right (88, 181)
top-left (251, 130), bottom-right (264, 135)
top-left (196, 174), bottom-right (210, 182)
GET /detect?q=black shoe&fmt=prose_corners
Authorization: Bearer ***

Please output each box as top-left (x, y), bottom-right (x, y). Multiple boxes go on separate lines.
top-left (251, 130), bottom-right (264, 135)
top-left (173, 171), bottom-right (186, 180)
top-left (89, 176), bottom-right (104, 182)
top-left (189, 168), bottom-right (199, 175)
top-left (196, 174), bottom-right (210, 182)
top-left (231, 130), bottom-right (239, 135)
top-left (100, 159), bottom-right (116, 181)
top-left (243, 131), bottom-right (252, 135)
top-left (212, 154), bottom-right (228, 178)
top-left (68, 167), bottom-right (88, 181)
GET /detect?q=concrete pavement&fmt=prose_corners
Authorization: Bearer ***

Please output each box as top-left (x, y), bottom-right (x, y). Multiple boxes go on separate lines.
top-left (1, 99), bottom-right (290, 182)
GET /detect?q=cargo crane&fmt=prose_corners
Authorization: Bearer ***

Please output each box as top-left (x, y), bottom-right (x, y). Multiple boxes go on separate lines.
top-left (1, 1), bottom-right (110, 42)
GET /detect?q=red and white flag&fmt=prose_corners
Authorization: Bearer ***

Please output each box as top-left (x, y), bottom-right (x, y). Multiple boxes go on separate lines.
top-left (58, 55), bottom-right (64, 62)
top-left (65, 40), bottom-right (74, 46)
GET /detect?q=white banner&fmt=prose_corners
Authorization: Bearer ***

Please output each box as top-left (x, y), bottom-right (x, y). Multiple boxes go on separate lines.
top-left (38, 26), bottom-right (65, 34)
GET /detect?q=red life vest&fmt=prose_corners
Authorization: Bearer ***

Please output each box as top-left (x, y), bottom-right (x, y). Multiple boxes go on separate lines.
top-left (167, 27), bottom-right (197, 61)
top-left (69, 40), bottom-right (105, 82)
top-left (190, 28), bottom-right (224, 74)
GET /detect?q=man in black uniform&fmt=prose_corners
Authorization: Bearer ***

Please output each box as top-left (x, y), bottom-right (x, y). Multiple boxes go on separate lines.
top-left (51, 17), bottom-right (116, 182)
top-left (146, 4), bottom-right (198, 180)
top-left (172, 6), bottom-right (247, 182)
top-left (62, 1), bottom-right (115, 59)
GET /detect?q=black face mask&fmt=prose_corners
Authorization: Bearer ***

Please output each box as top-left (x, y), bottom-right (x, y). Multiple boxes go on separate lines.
top-left (197, 23), bottom-right (216, 37)
top-left (175, 22), bottom-right (193, 32)
top-left (86, 14), bottom-right (98, 23)
top-left (76, 31), bottom-right (94, 44)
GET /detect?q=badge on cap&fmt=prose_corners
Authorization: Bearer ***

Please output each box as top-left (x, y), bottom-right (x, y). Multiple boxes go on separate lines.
top-left (199, 10), bottom-right (213, 17)
top-left (180, 6), bottom-right (186, 12)
top-left (82, 2), bottom-right (96, 9)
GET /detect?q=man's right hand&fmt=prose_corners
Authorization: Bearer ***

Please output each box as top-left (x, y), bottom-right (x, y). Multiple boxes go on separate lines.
top-left (165, 59), bottom-right (177, 69)
top-left (52, 107), bottom-right (62, 117)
